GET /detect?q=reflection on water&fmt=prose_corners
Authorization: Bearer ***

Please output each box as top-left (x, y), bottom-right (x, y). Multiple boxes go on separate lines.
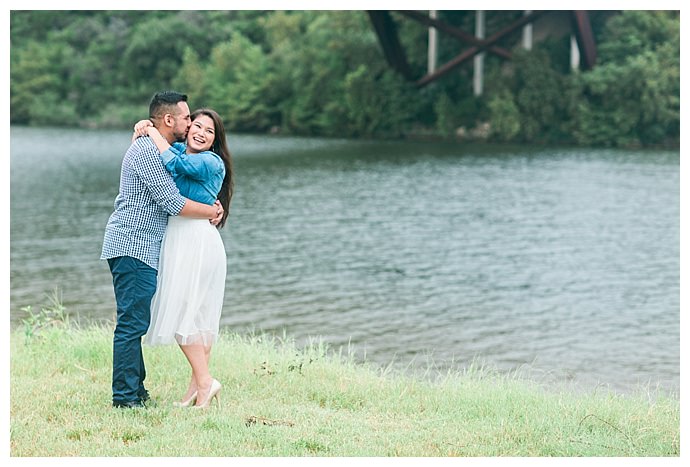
top-left (10, 127), bottom-right (680, 394)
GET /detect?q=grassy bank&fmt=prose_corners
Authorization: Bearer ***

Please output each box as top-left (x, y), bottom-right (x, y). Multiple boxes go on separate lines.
top-left (10, 325), bottom-right (679, 457)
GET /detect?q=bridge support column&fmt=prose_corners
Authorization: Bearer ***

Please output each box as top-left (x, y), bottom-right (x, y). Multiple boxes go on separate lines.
top-left (522, 10), bottom-right (533, 50)
top-left (473, 10), bottom-right (485, 96)
top-left (570, 34), bottom-right (580, 71)
top-left (428, 10), bottom-right (438, 74)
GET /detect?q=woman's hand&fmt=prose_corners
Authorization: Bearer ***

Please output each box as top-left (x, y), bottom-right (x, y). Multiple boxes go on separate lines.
top-left (140, 123), bottom-right (171, 154)
top-left (145, 125), bottom-right (162, 139)
top-left (131, 119), bottom-right (154, 142)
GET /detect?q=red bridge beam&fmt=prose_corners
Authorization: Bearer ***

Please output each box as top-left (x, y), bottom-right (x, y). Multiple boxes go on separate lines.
top-left (416, 10), bottom-right (547, 87)
top-left (367, 11), bottom-right (414, 80)
top-left (571, 10), bottom-right (597, 69)
top-left (397, 10), bottom-right (511, 59)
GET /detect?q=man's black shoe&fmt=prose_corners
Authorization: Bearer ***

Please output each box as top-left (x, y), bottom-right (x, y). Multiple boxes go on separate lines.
top-left (138, 389), bottom-right (150, 402)
top-left (113, 400), bottom-right (146, 409)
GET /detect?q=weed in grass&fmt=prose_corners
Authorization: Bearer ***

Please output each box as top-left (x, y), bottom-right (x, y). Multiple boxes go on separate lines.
top-left (21, 288), bottom-right (70, 344)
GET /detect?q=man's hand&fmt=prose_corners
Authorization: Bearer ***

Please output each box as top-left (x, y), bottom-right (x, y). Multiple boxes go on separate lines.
top-left (210, 200), bottom-right (224, 226)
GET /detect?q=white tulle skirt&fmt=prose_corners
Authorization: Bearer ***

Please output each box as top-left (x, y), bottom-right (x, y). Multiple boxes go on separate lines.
top-left (144, 216), bottom-right (226, 346)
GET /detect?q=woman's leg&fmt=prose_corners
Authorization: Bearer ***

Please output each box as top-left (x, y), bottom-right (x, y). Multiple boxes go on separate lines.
top-left (178, 344), bottom-right (212, 401)
top-left (180, 344), bottom-right (213, 405)
top-left (178, 346), bottom-right (198, 402)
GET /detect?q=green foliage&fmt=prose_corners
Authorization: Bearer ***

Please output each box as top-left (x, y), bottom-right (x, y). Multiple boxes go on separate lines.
top-left (598, 11), bottom-right (679, 64)
top-left (279, 12), bottom-right (370, 136)
top-left (512, 48), bottom-right (567, 143)
top-left (343, 66), bottom-right (417, 138)
top-left (201, 32), bottom-right (274, 131)
top-left (259, 10), bottom-right (305, 51)
top-left (10, 40), bottom-right (78, 125)
top-left (9, 10), bottom-right (680, 146)
top-left (433, 92), bottom-right (460, 137)
top-left (487, 91), bottom-right (521, 142)
top-left (122, 14), bottom-right (211, 100)
top-left (171, 48), bottom-right (206, 106)
top-left (567, 11), bottom-right (680, 147)
top-left (21, 288), bottom-right (70, 344)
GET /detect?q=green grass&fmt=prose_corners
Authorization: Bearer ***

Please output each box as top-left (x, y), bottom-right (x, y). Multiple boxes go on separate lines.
top-left (10, 325), bottom-right (679, 457)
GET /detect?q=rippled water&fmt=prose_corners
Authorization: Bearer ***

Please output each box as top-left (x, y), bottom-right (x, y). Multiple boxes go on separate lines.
top-left (10, 127), bottom-right (680, 394)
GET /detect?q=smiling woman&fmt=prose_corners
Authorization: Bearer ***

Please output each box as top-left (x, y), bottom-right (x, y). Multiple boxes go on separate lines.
top-left (187, 114), bottom-right (216, 153)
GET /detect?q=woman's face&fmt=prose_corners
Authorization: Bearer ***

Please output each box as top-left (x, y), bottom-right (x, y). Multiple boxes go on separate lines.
top-left (186, 114), bottom-right (216, 153)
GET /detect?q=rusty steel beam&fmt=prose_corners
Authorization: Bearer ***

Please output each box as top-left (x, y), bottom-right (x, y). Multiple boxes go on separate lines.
top-left (397, 10), bottom-right (511, 59)
top-left (571, 10), bottom-right (597, 69)
top-left (367, 11), bottom-right (414, 80)
top-left (416, 10), bottom-right (547, 87)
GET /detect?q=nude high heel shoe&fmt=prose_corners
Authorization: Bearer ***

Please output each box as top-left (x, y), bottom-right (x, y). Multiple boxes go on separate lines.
top-left (193, 379), bottom-right (221, 409)
top-left (172, 391), bottom-right (198, 408)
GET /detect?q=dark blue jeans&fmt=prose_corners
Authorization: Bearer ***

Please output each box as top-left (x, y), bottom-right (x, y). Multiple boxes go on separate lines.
top-left (108, 256), bottom-right (157, 404)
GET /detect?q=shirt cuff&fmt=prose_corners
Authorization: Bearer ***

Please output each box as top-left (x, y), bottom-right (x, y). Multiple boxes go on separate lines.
top-left (160, 148), bottom-right (177, 166)
top-left (169, 195), bottom-right (186, 216)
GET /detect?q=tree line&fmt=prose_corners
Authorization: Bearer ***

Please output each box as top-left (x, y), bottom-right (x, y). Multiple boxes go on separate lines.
top-left (10, 10), bottom-right (679, 147)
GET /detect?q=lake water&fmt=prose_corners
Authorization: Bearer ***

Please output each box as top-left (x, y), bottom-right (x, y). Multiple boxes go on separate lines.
top-left (9, 127), bottom-right (680, 395)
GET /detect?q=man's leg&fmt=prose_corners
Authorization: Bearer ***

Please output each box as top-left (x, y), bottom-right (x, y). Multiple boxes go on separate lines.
top-left (138, 351), bottom-right (149, 402)
top-left (108, 256), bottom-right (157, 406)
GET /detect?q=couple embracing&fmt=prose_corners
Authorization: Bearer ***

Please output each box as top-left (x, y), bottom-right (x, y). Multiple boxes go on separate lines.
top-left (101, 91), bottom-right (234, 409)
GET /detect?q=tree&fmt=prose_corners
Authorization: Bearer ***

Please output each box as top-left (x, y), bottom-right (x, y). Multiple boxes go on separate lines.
top-left (567, 11), bottom-right (679, 146)
top-left (200, 32), bottom-right (274, 132)
top-left (11, 40), bottom-right (78, 126)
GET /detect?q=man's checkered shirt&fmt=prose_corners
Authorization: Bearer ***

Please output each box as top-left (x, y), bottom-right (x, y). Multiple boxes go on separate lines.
top-left (101, 137), bottom-right (186, 270)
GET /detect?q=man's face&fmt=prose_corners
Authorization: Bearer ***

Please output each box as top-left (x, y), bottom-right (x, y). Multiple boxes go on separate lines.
top-left (171, 101), bottom-right (192, 142)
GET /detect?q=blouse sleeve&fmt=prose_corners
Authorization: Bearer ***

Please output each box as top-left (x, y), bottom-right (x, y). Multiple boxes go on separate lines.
top-left (160, 144), bottom-right (223, 182)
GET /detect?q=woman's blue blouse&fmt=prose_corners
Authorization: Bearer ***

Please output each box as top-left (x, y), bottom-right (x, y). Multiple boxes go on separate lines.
top-left (160, 142), bottom-right (225, 206)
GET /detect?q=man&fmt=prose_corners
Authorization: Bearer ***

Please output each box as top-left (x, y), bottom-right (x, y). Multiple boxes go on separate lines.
top-left (101, 91), bottom-right (223, 408)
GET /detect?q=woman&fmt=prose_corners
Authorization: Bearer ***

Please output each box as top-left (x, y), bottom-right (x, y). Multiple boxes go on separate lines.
top-left (135, 108), bottom-right (234, 408)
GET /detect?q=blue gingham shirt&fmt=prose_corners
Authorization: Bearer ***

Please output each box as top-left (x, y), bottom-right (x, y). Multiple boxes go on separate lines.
top-left (101, 136), bottom-right (187, 270)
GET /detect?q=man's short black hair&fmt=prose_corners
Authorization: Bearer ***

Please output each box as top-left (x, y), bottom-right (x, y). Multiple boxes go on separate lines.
top-left (149, 91), bottom-right (188, 120)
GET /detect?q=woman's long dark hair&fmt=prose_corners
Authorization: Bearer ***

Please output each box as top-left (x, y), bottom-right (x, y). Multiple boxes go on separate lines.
top-left (191, 108), bottom-right (234, 228)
